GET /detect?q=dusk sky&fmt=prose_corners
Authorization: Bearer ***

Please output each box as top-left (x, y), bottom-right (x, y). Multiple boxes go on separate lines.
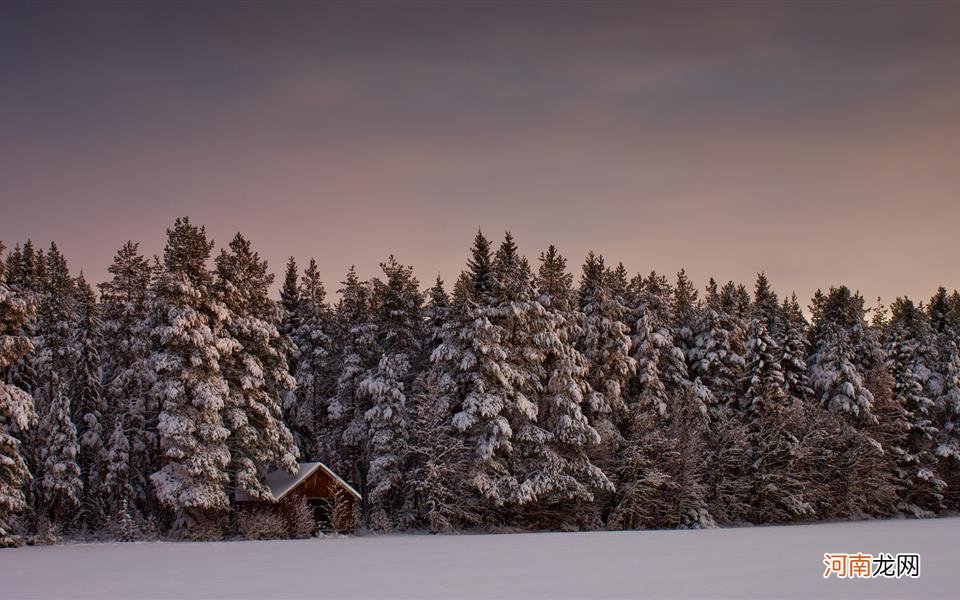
top-left (2, 1), bottom-right (958, 307)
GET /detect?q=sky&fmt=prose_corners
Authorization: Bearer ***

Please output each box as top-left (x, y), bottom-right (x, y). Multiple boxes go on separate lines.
top-left (1, 1), bottom-right (958, 308)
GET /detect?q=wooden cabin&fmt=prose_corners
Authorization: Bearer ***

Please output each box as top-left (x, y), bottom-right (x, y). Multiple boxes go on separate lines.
top-left (235, 462), bottom-right (361, 532)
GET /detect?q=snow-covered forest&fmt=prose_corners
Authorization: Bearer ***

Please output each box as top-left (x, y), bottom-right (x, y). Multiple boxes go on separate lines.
top-left (2, 217), bottom-right (959, 546)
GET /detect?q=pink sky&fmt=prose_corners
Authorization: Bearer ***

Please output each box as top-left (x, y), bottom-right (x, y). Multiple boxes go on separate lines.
top-left (2, 2), bottom-right (958, 307)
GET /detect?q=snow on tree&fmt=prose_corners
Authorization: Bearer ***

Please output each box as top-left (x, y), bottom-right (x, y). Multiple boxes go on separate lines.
top-left (688, 278), bottom-right (745, 409)
top-left (279, 257), bottom-right (301, 341)
top-left (326, 266), bottom-right (379, 493)
top-left (536, 245), bottom-right (613, 510)
top-left (101, 417), bottom-right (133, 517)
top-left (610, 380), bottom-right (715, 530)
top-left (0, 273), bottom-right (38, 547)
top-left (287, 258), bottom-right (335, 456)
top-left (431, 231), bottom-right (520, 508)
top-left (671, 269), bottom-right (698, 356)
top-left (38, 383), bottom-right (82, 524)
top-left (360, 352), bottom-right (410, 531)
top-left (577, 252), bottom-right (636, 425)
top-left (71, 273), bottom-right (107, 523)
top-left (751, 272), bottom-right (782, 343)
top-left (98, 241), bottom-right (155, 515)
top-left (147, 218), bottom-right (236, 538)
top-left (214, 233), bottom-right (299, 500)
top-left (808, 287), bottom-right (876, 423)
top-left (884, 299), bottom-right (946, 515)
top-left (631, 271), bottom-right (688, 419)
top-left (359, 255), bottom-right (423, 530)
top-left (780, 294), bottom-right (812, 401)
top-left (740, 317), bottom-right (814, 522)
top-left (403, 369), bottom-right (478, 532)
top-left (33, 243), bottom-right (79, 415)
top-left (424, 275), bottom-right (449, 346)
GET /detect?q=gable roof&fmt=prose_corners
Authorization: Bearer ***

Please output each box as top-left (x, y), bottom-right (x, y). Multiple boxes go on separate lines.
top-left (235, 462), bottom-right (361, 502)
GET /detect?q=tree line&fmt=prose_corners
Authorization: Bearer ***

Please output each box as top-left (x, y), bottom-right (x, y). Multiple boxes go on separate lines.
top-left (1, 217), bottom-right (958, 545)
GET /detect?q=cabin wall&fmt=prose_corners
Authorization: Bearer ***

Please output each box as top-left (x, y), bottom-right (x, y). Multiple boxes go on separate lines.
top-left (235, 467), bottom-right (359, 532)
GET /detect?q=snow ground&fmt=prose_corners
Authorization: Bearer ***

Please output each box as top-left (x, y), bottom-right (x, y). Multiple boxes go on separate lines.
top-left (2, 517), bottom-right (958, 599)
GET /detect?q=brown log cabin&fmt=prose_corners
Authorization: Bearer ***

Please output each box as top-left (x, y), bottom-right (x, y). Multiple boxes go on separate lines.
top-left (235, 462), bottom-right (362, 531)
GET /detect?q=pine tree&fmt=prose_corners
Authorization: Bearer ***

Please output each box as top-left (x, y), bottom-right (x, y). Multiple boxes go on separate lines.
top-left (360, 352), bottom-right (410, 531)
top-left (0, 273), bottom-right (38, 547)
top-left (884, 299), bottom-right (946, 515)
top-left (98, 242), bottom-right (154, 516)
top-left (527, 245), bottom-right (611, 522)
top-left (215, 233), bottom-right (299, 500)
top-left (688, 278), bottom-right (745, 409)
top-left (780, 294), bottom-right (812, 401)
top-left (38, 384), bottom-right (82, 524)
top-left (148, 218), bottom-right (235, 538)
top-left (101, 417), bottom-right (133, 517)
top-left (432, 231), bottom-right (518, 509)
top-left (360, 256), bottom-right (423, 529)
top-left (631, 272), bottom-right (688, 419)
top-left (288, 258), bottom-right (334, 457)
top-left (326, 266), bottom-right (378, 495)
top-left (741, 317), bottom-right (813, 522)
top-left (808, 287), bottom-right (876, 424)
top-left (671, 269), bottom-right (698, 355)
top-left (72, 273), bottom-right (106, 524)
top-left (403, 369), bottom-right (478, 532)
top-left (751, 272), bottom-right (781, 342)
top-left (279, 257), bottom-right (301, 340)
top-left (577, 253), bottom-right (636, 425)
top-left (424, 275), bottom-right (449, 346)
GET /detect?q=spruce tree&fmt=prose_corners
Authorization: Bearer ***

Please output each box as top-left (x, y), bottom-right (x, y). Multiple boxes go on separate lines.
top-left (214, 233), bottom-right (299, 500)
top-left (0, 274), bottom-right (38, 547)
top-left (98, 242), bottom-right (154, 516)
top-left (688, 278), bottom-right (745, 409)
top-left (577, 253), bottom-right (636, 425)
top-left (432, 231), bottom-right (518, 509)
top-left (361, 255), bottom-right (423, 529)
top-left (148, 218), bottom-right (234, 538)
top-left (326, 266), bottom-right (378, 494)
top-left (72, 273), bottom-right (106, 524)
top-left (38, 384), bottom-right (82, 524)
top-left (288, 258), bottom-right (335, 457)
top-left (884, 299), bottom-right (946, 515)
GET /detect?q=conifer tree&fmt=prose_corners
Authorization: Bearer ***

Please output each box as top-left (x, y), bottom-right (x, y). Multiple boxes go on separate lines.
top-left (72, 273), bottom-right (106, 523)
top-left (215, 233), bottom-right (299, 500)
top-left (577, 253), bottom-right (636, 425)
top-left (688, 278), bottom-right (745, 409)
top-left (424, 275), bottom-right (449, 346)
top-left (808, 287), bottom-right (876, 423)
top-left (780, 294), bottom-right (812, 401)
top-left (360, 352), bottom-right (410, 531)
top-left (101, 417), bottom-right (133, 517)
top-left (98, 242), bottom-right (154, 515)
top-left (672, 269), bottom-right (698, 355)
top-left (38, 385), bottom-right (82, 524)
top-left (884, 299), bottom-right (946, 515)
top-left (360, 255), bottom-right (423, 529)
top-left (432, 231), bottom-right (519, 508)
top-left (525, 246), bottom-right (611, 520)
top-left (0, 273), bottom-right (38, 547)
top-left (326, 266), bottom-right (378, 493)
top-left (279, 257), bottom-right (300, 340)
top-left (631, 272), bottom-right (688, 419)
top-left (148, 218), bottom-right (235, 538)
top-left (288, 258), bottom-right (335, 457)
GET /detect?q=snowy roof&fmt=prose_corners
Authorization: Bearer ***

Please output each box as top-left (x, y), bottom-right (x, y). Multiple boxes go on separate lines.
top-left (236, 462), bottom-right (361, 503)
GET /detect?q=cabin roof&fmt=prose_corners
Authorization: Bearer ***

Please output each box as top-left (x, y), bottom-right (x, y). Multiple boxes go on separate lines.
top-left (235, 461), bottom-right (361, 502)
